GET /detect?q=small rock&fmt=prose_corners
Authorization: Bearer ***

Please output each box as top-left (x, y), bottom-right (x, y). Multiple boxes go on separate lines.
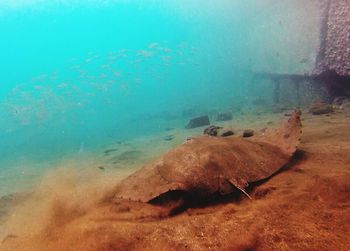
top-left (216, 112), bottom-right (233, 122)
top-left (219, 129), bottom-right (235, 137)
top-left (185, 115), bottom-right (210, 129)
top-left (97, 166), bottom-right (105, 170)
top-left (204, 126), bottom-right (235, 137)
top-left (243, 129), bottom-right (254, 138)
top-left (203, 126), bottom-right (223, 136)
top-left (309, 102), bottom-right (334, 115)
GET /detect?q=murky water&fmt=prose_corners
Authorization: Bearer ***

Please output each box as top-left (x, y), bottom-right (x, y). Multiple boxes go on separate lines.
top-left (1, 1), bottom-right (350, 250)
top-left (0, 0), bottom-right (334, 200)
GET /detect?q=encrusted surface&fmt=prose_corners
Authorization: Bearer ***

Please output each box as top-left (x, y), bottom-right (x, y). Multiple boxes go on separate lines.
top-left (311, 0), bottom-right (350, 76)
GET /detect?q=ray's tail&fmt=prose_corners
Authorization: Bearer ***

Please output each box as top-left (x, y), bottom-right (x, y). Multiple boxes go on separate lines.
top-left (278, 110), bottom-right (302, 155)
top-left (254, 110), bottom-right (302, 156)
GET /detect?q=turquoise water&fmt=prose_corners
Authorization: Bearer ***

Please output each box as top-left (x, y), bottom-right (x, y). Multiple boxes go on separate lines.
top-left (0, 1), bottom-right (284, 195)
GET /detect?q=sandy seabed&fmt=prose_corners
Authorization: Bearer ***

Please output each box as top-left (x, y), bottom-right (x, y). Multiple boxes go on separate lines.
top-left (1, 109), bottom-right (350, 251)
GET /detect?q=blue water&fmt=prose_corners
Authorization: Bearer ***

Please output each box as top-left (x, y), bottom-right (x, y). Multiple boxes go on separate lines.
top-left (0, 1), bottom-right (270, 193)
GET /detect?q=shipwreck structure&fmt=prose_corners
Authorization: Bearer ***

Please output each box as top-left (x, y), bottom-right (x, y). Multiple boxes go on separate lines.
top-left (250, 0), bottom-right (350, 104)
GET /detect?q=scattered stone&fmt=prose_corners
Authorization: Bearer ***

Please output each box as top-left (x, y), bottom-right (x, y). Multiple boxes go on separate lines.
top-left (97, 166), bottom-right (105, 170)
top-left (216, 112), bottom-right (233, 122)
top-left (243, 129), bottom-right (254, 138)
top-left (267, 121), bottom-right (273, 125)
top-left (185, 115), bottom-right (210, 129)
top-left (164, 135), bottom-right (175, 141)
top-left (204, 126), bottom-right (235, 137)
top-left (309, 102), bottom-right (334, 115)
top-left (219, 129), bottom-right (235, 137)
top-left (203, 126), bottom-right (223, 136)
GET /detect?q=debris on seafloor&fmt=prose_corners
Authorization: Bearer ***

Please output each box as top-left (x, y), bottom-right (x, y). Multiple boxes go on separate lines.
top-left (203, 126), bottom-right (235, 137)
top-left (113, 111), bottom-right (302, 214)
top-left (243, 129), bottom-right (255, 138)
top-left (219, 128), bottom-right (235, 137)
top-left (203, 125), bottom-right (223, 136)
top-left (309, 101), bottom-right (334, 115)
top-left (185, 115), bottom-right (210, 129)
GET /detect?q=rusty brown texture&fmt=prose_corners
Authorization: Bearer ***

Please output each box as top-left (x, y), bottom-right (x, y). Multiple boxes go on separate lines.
top-left (113, 111), bottom-right (302, 211)
top-left (317, 0), bottom-right (350, 76)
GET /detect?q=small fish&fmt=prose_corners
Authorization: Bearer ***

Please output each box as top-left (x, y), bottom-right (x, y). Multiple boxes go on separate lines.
top-left (164, 135), bottom-right (175, 141)
top-left (104, 148), bottom-right (119, 155)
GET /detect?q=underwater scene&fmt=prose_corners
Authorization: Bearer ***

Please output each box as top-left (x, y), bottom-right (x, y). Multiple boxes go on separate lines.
top-left (0, 1), bottom-right (349, 250)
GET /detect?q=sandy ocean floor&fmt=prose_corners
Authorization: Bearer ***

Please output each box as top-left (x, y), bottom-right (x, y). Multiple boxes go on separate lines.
top-left (1, 108), bottom-right (349, 250)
